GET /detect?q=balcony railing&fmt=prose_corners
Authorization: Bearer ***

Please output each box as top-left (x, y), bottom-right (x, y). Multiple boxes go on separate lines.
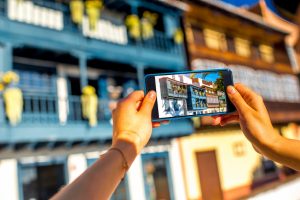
top-left (0, 0), bottom-right (5, 16)
top-left (136, 31), bottom-right (183, 55)
top-left (0, 0), bottom-right (183, 55)
top-left (0, 93), bottom-right (112, 126)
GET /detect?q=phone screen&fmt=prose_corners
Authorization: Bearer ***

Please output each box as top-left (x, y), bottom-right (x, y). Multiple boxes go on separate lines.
top-left (145, 69), bottom-right (235, 120)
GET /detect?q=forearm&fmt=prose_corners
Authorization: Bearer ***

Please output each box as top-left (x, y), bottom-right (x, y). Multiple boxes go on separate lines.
top-left (261, 135), bottom-right (300, 171)
top-left (51, 141), bottom-right (137, 200)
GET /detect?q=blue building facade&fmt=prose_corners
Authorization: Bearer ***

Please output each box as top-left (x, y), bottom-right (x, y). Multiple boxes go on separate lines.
top-left (0, 1), bottom-right (193, 199)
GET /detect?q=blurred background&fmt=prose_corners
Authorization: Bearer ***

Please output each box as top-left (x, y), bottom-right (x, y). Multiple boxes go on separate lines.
top-left (0, 0), bottom-right (300, 199)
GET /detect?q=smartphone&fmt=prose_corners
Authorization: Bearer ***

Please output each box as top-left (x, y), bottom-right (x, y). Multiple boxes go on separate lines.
top-left (145, 69), bottom-right (236, 121)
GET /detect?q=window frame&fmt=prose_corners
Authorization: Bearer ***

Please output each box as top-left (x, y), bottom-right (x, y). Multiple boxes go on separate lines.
top-left (18, 156), bottom-right (68, 200)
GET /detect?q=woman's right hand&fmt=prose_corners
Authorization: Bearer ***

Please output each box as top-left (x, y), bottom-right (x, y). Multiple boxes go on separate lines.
top-left (213, 83), bottom-right (282, 154)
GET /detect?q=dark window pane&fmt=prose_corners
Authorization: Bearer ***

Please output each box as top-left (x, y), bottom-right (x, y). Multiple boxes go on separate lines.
top-left (143, 155), bottom-right (172, 200)
top-left (21, 164), bottom-right (66, 200)
top-left (22, 167), bottom-right (38, 200)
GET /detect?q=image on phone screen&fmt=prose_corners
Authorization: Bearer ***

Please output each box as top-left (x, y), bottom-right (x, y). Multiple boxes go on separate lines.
top-left (145, 69), bottom-right (235, 120)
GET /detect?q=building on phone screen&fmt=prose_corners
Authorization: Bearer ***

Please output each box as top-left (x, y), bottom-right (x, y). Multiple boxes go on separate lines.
top-left (186, 85), bottom-right (207, 113)
top-left (157, 73), bottom-right (226, 118)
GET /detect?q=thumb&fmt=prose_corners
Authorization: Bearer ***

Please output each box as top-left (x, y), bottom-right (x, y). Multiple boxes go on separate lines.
top-left (227, 85), bottom-right (251, 115)
top-left (139, 91), bottom-right (156, 115)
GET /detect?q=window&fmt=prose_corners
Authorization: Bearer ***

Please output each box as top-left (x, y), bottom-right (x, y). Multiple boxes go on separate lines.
top-left (203, 29), bottom-right (227, 51)
top-left (227, 36), bottom-right (235, 52)
top-left (192, 27), bottom-right (205, 46)
top-left (142, 152), bottom-right (174, 200)
top-left (234, 37), bottom-right (251, 57)
top-left (259, 44), bottom-right (274, 63)
top-left (20, 162), bottom-right (66, 200)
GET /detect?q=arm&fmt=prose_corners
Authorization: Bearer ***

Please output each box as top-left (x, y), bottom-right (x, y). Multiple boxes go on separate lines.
top-left (213, 83), bottom-right (300, 171)
top-left (51, 90), bottom-right (158, 200)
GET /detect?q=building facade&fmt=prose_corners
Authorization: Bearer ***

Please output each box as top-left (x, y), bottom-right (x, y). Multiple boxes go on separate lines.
top-left (0, 0), bottom-right (193, 199)
top-left (169, 0), bottom-right (300, 199)
top-left (0, 0), bottom-right (300, 200)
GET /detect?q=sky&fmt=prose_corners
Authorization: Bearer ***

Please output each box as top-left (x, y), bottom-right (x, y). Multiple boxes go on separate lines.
top-left (221, 0), bottom-right (259, 7)
top-left (195, 72), bottom-right (220, 82)
top-left (221, 0), bottom-right (299, 22)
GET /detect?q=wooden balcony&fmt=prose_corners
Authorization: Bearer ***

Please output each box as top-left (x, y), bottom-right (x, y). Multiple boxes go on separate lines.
top-left (265, 101), bottom-right (300, 123)
top-left (189, 44), bottom-right (293, 74)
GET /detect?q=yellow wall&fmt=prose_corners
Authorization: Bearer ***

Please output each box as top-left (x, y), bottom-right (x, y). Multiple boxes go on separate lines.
top-left (179, 128), bottom-right (261, 199)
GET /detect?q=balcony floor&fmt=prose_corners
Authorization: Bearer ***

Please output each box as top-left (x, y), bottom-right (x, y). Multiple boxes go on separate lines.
top-left (0, 119), bottom-right (193, 158)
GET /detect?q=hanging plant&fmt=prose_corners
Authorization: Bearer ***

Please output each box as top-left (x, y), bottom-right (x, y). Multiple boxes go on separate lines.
top-left (173, 28), bottom-right (184, 44)
top-left (0, 71), bottom-right (23, 126)
top-left (141, 11), bottom-right (158, 40)
top-left (2, 71), bottom-right (19, 85)
top-left (125, 14), bottom-right (141, 40)
top-left (81, 85), bottom-right (98, 127)
top-left (70, 0), bottom-right (84, 25)
top-left (126, 11), bottom-right (159, 40)
top-left (85, 0), bottom-right (103, 30)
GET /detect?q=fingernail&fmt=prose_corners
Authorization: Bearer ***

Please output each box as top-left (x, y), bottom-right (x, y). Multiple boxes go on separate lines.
top-left (148, 91), bottom-right (156, 100)
top-left (212, 120), bottom-right (218, 126)
top-left (227, 86), bottom-right (236, 95)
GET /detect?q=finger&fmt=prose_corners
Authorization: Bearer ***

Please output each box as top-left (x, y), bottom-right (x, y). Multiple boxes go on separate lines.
top-left (227, 85), bottom-right (252, 116)
top-left (161, 120), bottom-right (170, 125)
top-left (139, 91), bottom-right (156, 115)
top-left (252, 144), bottom-right (261, 154)
top-left (136, 100), bottom-right (142, 110)
top-left (221, 112), bottom-right (239, 119)
top-left (220, 115), bottom-right (239, 126)
top-left (152, 122), bottom-right (160, 128)
top-left (234, 83), bottom-right (264, 111)
top-left (125, 90), bottom-right (145, 103)
top-left (212, 115), bottom-right (221, 119)
top-left (112, 109), bottom-right (116, 116)
top-left (212, 116), bottom-right (222, 125)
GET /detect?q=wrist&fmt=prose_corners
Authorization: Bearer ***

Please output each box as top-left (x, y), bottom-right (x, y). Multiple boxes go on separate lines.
top-left (260, 131), bottom-right (284, 155)
top-left (113, 131), bottom-right (142, 154)
top-left (111, 139), bottom-right (139, 166)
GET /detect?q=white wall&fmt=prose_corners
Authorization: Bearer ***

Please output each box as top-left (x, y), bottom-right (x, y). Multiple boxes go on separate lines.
top-left (180, 129), bottom-right (261, 199)
top-left (0, 159), bottom-right (19, 200)
top-left (169, 139), bottom-right (187, 200)
top-left (249, 177), bottom-right (300, 200)
top-left (67, 154), bottom-right (88, 184)
top-left (127, 155), bottom-right (146, 200)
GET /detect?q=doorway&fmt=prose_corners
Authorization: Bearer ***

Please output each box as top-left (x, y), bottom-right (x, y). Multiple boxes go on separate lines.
top-left (196, 150), bottom-right (223, 200)
top-left (19, 161), bottom-right (67, 200)
top-left (142, 152), bottom-right (174, 200)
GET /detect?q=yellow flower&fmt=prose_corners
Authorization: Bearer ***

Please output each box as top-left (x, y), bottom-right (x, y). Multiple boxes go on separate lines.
top-left (85, 0), bottom-right (103, 30)
top-left (125, 15), bottom-right (141, 39)
top-left (0, 83), bottom-right (4, 92)
top-left (70, 0), bottom-right (84, 24)
top-left (143, 11), bottom-right (158, 26)
top-left (82, 85), bottom-right (96, 95)
top-left (85, 0), bottom-right (102, 9)
top-left (174, 28), bottom-right (184, 44)
top-left (2, 71), bottom-right (20, 84)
